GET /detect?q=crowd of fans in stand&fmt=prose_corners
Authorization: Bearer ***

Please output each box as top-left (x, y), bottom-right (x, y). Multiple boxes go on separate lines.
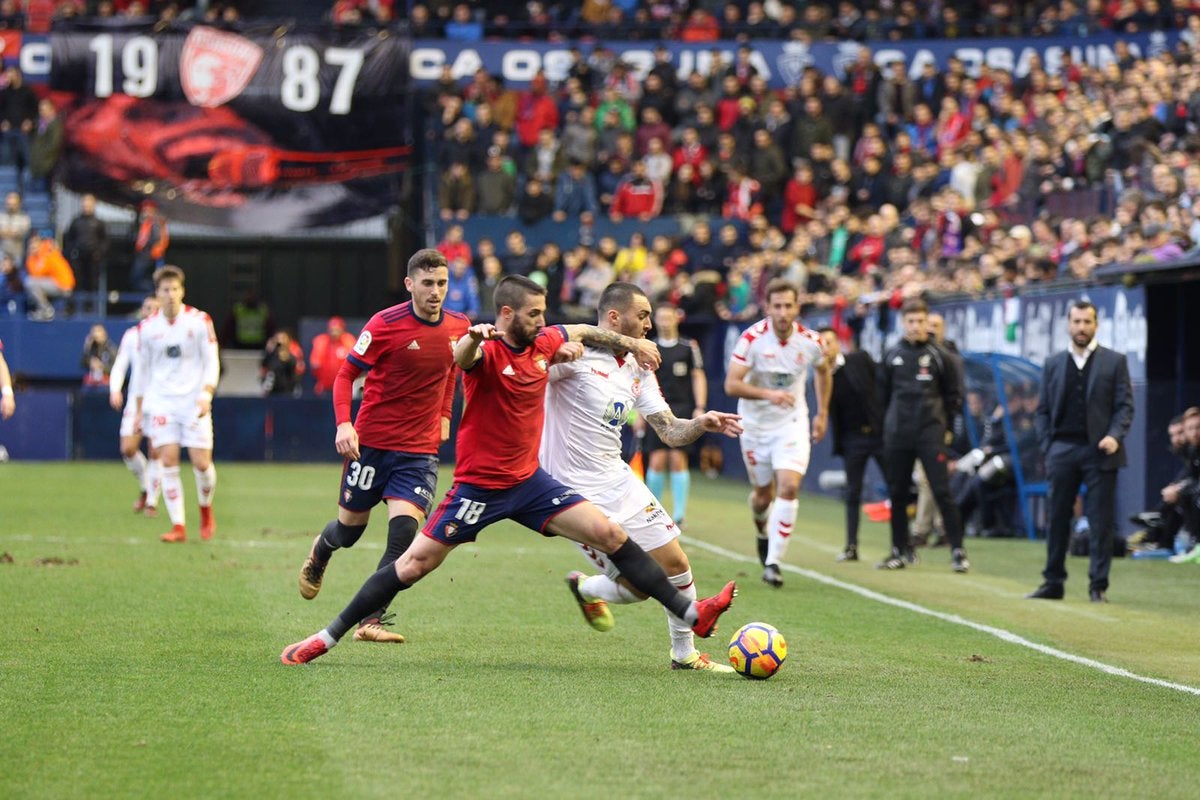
top-left (426, 27), bottom-right (1200, 326)
top-left (339, 1), bottom-right (1200, 38)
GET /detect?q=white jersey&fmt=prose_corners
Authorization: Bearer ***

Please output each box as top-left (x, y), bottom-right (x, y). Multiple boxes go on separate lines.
top-left (729, 319), bottom-right (825, 434)
top-left (132, 306), bottom-right (220, 411)
top-left (541, 346), bottom-right (669, 496)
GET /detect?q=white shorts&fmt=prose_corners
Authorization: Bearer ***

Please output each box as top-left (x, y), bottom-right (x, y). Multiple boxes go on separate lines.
top-left (740, 424), bottom-right (811, 488)
top-left (118, 400), bottom-right (146, 439)
top-left (145, 401), bottom-right (214, 450)
top-left (573, 478), bottom-right (679, 581)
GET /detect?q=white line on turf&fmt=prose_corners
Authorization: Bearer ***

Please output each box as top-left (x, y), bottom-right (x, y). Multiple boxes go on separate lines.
top-left (684, 536), bottom-right (1200, 698)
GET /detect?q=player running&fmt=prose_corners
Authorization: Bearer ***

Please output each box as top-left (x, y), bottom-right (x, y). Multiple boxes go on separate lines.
top-left (724, 278), bottom-right (831, 588)
top-left (296, 248), bottom-right (469, 644)
top-left (131, 266), bottom-right (220, 543)
top-left (110, 296), bottom-right (161, 516)
top-left (542, 283), bottom-right (742, 673)
top-left (282, 275), bottom-right (736, 665)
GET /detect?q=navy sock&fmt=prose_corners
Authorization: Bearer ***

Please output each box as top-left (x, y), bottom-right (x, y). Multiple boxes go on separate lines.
top-left (363, 516), bottom-right (421, 623)
top-left (607, 538), bottom-right (692, 620)
top-left (328, 565), bottom-right (408, 641)
top-left (315, 519), bottom-right (367, 562)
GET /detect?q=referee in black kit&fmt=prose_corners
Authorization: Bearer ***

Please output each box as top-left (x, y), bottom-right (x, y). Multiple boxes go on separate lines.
top-left (878, 299), bottom-right (971, 574)
top-left (644, 304), bottom-right (707, 528)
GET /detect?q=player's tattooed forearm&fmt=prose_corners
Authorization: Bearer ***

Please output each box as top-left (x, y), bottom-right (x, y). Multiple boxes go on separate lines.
top-left (645, 411), bottom-right (703, 448)
top-left (577, 326), bottom-right (636, 354)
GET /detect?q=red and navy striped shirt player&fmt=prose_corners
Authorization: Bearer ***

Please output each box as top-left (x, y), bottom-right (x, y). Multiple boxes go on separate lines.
top-left (282, 275), bottom-right (738, 665)
top-left (296, 248), bottom-right (470, 644)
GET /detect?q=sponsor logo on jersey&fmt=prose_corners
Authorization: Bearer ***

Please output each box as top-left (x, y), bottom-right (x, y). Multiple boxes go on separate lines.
top-left (891, 356), bottom-right (904, 366)
top-left (642, 504), bottom-right (666, 524)
top-left (407, 340), bottom-right (421, 351)
top-left (590, 368), bottom-right (609, 379)
top-left (180, 26), bottom-right (265, 108)
top-left (354, 330), bottom-right (372, 356)
top-left (502, 364), bottom-right (516, 376)
top-left (602, 400), bottom-right (627, 428)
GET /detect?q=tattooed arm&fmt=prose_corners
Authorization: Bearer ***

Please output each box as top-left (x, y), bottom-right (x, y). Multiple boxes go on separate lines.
top-left (644, 408), bottom-right (743, 448)
top-left (561, 324), bottom-right (662, 370)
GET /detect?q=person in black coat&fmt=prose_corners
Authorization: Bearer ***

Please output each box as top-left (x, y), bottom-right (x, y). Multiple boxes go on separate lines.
top-left (821, 328), bottom-right (885, 562)
top-left (1029, 300), bottom-right (1134, 603)
top-left (878, 299), bottom-right (970, 573)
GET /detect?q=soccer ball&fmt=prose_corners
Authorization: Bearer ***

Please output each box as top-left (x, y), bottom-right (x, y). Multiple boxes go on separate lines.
top-left (728, 622), bottom-right (787, 680)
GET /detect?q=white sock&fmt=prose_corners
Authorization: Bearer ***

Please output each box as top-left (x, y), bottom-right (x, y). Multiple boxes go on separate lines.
top-left (317, 629), bottom-right (337, 648)
top-left (162, 466), bottom-right (185, 526)
top-left (194, 464), bottom-right (217, 508)
top-left (766, 498), bottom-right (799, 566)
top-left (124, 451), bottom-right (147, 485)
top-left (579, 574), bottom-right (639, 604)
top-left (666, 571), bottom-right (698, 661)
top-left (144, 458), bottom-right (161, 508)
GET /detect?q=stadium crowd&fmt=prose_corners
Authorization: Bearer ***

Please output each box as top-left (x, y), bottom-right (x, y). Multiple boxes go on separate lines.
top-left (418, 24), bottom-right (1200, 332)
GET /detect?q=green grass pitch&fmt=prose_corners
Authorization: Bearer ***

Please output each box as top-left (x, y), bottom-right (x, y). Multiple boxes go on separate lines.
top-left (2, 462), bottom-right (1199, 798)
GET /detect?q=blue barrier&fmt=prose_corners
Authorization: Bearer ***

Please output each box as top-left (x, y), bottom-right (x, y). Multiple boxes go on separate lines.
top-left (0, 390), bottom-right (73, 460)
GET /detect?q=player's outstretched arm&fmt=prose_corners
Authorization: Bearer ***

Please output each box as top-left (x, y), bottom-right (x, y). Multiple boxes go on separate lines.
top-left (562, 324), bottom-right (661, 370)
top-left (645, 409), bottom-right (743, 448)
top-left (455, 324), bottom-right (499, 369)
top-left (0, 351), bottom-right (14, 420)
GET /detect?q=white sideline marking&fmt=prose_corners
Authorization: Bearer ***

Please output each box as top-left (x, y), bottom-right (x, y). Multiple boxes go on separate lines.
top-left (684, 536), bottom-right (1200, 698)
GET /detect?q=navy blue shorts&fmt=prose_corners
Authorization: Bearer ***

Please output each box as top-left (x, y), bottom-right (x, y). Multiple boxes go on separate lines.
top-left (337, 445), bottom-right (439, 516)
top-left (422, 467), bottom-right (588, 545)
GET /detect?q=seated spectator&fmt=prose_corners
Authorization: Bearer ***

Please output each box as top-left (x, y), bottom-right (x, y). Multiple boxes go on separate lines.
top-left (0, 251), bottom-right (23, 315)
top-left (436, 224), bottom-right (472, 266)
top-left (553, 160), bottom-right (599, 224)
top-left (309, 316), bottom-right (355, 395)
top-left (25, 231), bottom-right (74, 321)
top-left (478, 254), bottom-right (503, 315)
top-left (444, 257), bottom-right (481, 318)
top-left (516, 177), bottom-right (554, 225)
top-left (438, 161), bottom-right (475, 221)
top-left (609, 160), bottom-right (663, 222)
top-left (261, 331), bottom-right (305, 397)
top-left (501, 230), bottom-right (536, 276)
top-left (81, 323), bottom-right (117, 388)
top-left (475, 148), bottom-right (517, 215)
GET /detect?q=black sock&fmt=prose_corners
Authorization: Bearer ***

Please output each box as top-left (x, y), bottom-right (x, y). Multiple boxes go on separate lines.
top-left (756, 535), bottom-right (769, 565)
top-left (608, 538), bottom-right (692, 620)
top-left (362, 516), bottom-right (420, 623)
top-left (315, 519), bottom-right (368, 562)
top-left (328, 565), bottom-right (408, 641)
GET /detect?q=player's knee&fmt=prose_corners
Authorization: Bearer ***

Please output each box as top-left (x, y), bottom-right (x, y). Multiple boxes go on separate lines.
top-left (752, 485), bottom-right (774, 507)
top-left (659, 550), bottom-right (689, 575)
top-left (594, 521), bottom-right (627, 554)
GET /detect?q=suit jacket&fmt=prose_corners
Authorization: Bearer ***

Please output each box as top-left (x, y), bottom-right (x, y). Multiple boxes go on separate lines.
top-left (828, 349), bottom-right (883, 457)
top-left (1034, 345), bottom-right (1134, 470)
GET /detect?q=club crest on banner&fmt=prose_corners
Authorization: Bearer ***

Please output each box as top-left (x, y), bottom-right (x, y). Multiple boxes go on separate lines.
top-left (181, 26), bottom-right (264, 108)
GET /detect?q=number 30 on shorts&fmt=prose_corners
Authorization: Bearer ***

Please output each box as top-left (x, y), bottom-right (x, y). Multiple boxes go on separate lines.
top-left (345, 462), bottom-right (376, 490)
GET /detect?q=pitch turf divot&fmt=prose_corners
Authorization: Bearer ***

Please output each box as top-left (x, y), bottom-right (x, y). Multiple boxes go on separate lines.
top-left (683, 536), bottom-right (1200, 698)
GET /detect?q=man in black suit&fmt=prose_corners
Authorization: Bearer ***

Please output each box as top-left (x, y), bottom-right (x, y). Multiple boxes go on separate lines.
top-left (1029, 300), bottom-right (1134, 603)
top-left (820, 328), bottom-right (885, 562)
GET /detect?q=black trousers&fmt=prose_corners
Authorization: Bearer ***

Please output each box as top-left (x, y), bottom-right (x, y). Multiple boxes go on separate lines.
top-left (841, 433), bottom-right (885, 549)
top-left (885, 437), bottom-right (964, 552)
top-left (1043, 440), bottom-right (1117, 591)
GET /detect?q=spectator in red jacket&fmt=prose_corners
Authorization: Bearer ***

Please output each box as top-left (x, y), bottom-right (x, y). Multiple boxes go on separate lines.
top-left (609, 160), bottom-right (663, 222)
top-left (309, 316), bottom-right (356, 395)
top-left (437, 224), bottom-right (472, 266)
top-left (515, 72), bottom-right (559, 149)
